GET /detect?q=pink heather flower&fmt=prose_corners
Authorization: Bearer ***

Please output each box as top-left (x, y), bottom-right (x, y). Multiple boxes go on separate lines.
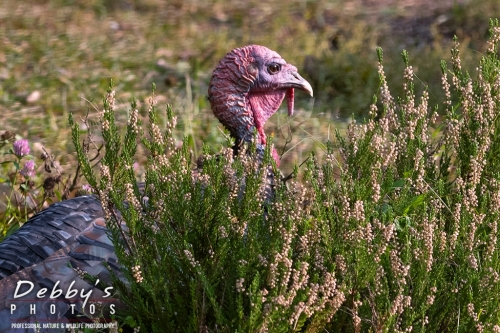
top-left (81, 184), bottom-right (94, 192)
top-left (20, 160), bottom-right (36, 178)
top-left (13, 139), bottom-right (30, 158)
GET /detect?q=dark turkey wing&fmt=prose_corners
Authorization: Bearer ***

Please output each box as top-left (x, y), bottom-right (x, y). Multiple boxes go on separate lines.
top-left (0, 245), bottom-right (123, 332)
top-left (0, 195), bottom-right (104, 279)
top-left (0, 195), bottom-right (125, 331)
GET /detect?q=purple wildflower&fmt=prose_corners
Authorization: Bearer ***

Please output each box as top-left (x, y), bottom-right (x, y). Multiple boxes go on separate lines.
top-left (13, 139), bottom-right (30, 158)
top-left (20, 160), bottom-right (36, 178)
top-left (81, 184), bottom-right (94, 193)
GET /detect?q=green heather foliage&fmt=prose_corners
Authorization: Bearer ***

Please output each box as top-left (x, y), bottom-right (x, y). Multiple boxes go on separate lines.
top-left (69, 21), bottom-right (500, 332)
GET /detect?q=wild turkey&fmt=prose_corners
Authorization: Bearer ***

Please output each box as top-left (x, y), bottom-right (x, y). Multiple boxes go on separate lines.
top-left (0, 45), bottom-right (313, 332)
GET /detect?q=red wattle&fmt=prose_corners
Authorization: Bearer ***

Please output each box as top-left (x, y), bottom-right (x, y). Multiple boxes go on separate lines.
top-left (287, 88), bottom-right (295, 116)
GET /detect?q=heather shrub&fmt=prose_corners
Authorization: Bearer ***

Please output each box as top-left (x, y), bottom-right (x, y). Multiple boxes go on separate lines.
top-left (319, 20), bottom-right (500, 332)
top-left (70, 85), bottom-right (346, 332)
top-left (70, 20), bottom-right (500, 332)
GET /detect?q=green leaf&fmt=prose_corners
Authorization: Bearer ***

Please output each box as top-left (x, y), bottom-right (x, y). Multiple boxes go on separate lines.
top-left (124, 315), bottom-right (137, 328)
top-left (395, 216), bottom-right (411, 231)
top-left (391, 179), bottom-right (406, 189)
top-left (5, 222), bottom-right (21, 238)
top-left (402, 194), bottom-right (426, 215)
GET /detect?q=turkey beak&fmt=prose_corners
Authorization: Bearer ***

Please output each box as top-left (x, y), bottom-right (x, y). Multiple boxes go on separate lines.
top-left (288, 72), bottom-right (313, 97)
top-left (284, 72), bottom-right (313, 116)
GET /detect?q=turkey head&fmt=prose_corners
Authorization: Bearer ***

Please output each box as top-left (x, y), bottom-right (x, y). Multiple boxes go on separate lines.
top-left (208, 45), bottom-right (313, 164)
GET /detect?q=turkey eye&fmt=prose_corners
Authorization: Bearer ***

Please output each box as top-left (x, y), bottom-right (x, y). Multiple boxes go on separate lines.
top-left (267, 63), bottom-right (281, 74)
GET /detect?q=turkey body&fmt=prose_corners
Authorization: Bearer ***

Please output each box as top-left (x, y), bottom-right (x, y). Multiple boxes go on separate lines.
top-left (0, 195), bottom-right (122, 332)
top-left (0, 44), bottom-right (313, 332)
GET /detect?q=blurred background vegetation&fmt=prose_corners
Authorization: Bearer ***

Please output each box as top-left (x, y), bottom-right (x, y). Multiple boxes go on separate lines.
top-left (0, 0), bottom-right (499, 181)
